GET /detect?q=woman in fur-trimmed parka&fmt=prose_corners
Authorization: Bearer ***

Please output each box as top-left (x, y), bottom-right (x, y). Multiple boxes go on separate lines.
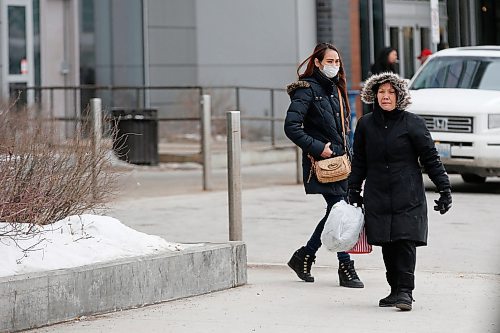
top-left (284, 42), bottom-right (363, 289)
top-left (348, 72), bottom-right (452, 311)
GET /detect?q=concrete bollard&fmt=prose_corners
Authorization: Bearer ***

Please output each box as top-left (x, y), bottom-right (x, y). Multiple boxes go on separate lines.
top-left (90, 98), bottom-right (102, 199)
top-left (91, 98), bottom-right (102, 144)
top-left (201, 95), bottom-right (212, 191)
top-left (227, 111), bottom-right (242, 241)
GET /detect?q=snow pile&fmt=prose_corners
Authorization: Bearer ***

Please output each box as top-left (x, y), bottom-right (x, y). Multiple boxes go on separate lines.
top-left (0, 215), bottom-right (193, 277)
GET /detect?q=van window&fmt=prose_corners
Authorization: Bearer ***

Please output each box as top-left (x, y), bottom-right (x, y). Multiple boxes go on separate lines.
top-left (410, 57), bottom-right (500, 91)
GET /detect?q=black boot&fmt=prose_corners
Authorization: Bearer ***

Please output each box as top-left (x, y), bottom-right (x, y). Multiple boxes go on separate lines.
top-left (379, 272), bottom-right (398, 307)
top-left (395, 272), bottom-right (415, 311)
top-left (395, 290), bottom-right (414, 311)
top-left (338, 260), bottom-right (364, 288)
top-left (287, 247), bottom-right (315, 282)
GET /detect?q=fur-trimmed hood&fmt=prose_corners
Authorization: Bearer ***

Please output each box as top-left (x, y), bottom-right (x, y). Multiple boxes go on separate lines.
top-left (361, 72), bottom-right (411, 110)
top-left (286, 80), bottom-right (311, 95)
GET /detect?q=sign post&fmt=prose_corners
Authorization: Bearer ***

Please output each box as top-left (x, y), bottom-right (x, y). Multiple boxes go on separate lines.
top-left (430, 0), bottom-right (440, 51)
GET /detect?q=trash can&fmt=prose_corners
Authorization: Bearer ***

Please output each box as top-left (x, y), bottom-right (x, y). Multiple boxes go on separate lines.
top-left (111, 108), bottom-right (159, 165)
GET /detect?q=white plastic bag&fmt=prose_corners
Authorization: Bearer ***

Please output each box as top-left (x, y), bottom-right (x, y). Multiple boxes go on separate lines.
top-left (321, 200), bottom-right (364, 252)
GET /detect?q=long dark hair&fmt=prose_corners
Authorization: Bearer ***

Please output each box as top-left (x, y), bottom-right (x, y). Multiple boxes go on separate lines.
top-left (296, 42), bottom-right (351, 127)
top-left (371, 47), bottom-right (397, 74)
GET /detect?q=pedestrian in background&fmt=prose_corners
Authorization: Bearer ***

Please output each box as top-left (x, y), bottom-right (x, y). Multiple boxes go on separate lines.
top-left (370, 47), bottom-right (398, 75)
top-left (284, 42), bottom-right (364, 288)
top-left (417, 48), bottom-right (432, 65)
top-left (349, 72), bottom-right (452, 311)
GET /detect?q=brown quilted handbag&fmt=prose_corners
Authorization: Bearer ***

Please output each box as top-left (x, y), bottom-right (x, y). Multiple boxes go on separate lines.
top-left (313, 154), bottom-right (351, 183)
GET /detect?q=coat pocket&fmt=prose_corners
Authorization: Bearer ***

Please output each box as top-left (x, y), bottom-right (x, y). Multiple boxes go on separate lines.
top-left (393, 171), bottom-right (424, 210)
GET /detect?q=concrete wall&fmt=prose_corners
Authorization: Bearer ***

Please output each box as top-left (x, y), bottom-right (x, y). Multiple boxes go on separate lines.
top-left (0, 242), bottom-right (247, 333)
top-left (296, 0), bottom-right (318, 63)
top-left (194, 0), bottom-right (315, 141)
top-left (143, 0), bottom-right (316, 141)
top-left (145, 0), bottom-right (197, 87)
top-left (39, 0), bottom-right (80, 137)
top-left (143, 0), bottom-right (198, 139)
top-left (195, 0), bottom-right (315, 88)
top-left (145, 0), bottom-right (317, 89)
top-left (331, 1), bottom-right (353, 85)
top-left (40, 1), bottom-right (67, 89)
top-left (94, 0), bottom-right (144, 109)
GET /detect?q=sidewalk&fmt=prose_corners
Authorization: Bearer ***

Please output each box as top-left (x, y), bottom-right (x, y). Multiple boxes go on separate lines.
top-left (31, 266), bottom-right (498, 333)
top-left (31, 169), bottom-right (500, 333)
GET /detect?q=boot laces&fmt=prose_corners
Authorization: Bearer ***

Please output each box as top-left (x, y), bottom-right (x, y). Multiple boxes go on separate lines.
top-left (303, 254), bottom-right (315, 273)
top-left (341, 262), bottom-right (359, 280)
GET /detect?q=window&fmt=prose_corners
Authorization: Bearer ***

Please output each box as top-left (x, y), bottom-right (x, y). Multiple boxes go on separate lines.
top-left (8, 5), bottom-right (27, 75)
top-left (410, 57), bottom-right (500, 91)
top-left (477, 62), bottom-right (500, 90)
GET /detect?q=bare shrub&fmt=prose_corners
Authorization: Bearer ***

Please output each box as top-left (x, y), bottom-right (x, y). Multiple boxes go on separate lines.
top-left (0, 105), bottom-right (119, 228)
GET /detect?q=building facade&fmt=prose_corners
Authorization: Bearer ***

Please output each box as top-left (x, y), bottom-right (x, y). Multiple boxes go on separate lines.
top-left (0, 0), bottom-right (497, 133)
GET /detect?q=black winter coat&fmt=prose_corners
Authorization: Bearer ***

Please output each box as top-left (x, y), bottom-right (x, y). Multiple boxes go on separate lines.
top-left (284, 69), bottom-right (351, 196)
top-left (349, 106), bottom-right (450, 246)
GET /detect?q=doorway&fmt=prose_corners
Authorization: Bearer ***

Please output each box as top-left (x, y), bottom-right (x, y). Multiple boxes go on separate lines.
top-left (387, 25), bottom-right (424, 79)
top-left (384, 0), bottom-right (448, 79)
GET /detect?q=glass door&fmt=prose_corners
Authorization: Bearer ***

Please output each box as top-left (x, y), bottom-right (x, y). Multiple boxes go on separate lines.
top-left (2, 0), bottom-right (34, 106)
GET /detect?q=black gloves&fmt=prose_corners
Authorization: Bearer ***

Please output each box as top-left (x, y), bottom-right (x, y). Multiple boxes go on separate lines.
top-left (434, 188), bottom-right (452, 214)
top-left (348, 188), bottom-right (363, 208)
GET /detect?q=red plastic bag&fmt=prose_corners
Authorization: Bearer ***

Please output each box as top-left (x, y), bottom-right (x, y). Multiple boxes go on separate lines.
top-left (347, 228), bottom-right (372, 254)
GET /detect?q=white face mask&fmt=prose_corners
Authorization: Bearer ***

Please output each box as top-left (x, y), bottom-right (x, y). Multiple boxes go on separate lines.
top-left (321, 65), bottom-right (340, 78)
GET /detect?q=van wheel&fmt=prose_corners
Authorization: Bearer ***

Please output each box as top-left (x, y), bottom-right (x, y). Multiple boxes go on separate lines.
top-left (461, 174), bottom-right (486, 184)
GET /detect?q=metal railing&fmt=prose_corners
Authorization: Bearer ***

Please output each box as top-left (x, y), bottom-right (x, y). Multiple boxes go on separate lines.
top-left (17, 85), bottom-right (290, 147)
top-left (11, 85), bottom-right (360, 190)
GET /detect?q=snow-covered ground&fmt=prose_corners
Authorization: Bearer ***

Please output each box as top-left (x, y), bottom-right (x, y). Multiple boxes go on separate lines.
top-left (0, 215), bottom-right (194, 277)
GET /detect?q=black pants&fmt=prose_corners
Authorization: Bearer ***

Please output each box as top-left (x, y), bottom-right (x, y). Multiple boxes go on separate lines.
top-left (381, 240), bottom-right (416, 291)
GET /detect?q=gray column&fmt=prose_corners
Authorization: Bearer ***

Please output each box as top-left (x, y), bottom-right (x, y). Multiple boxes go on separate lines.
top-left (227, 111), bottom-right (242, 241)
top-left (201, 94), bottom-right (212, 191)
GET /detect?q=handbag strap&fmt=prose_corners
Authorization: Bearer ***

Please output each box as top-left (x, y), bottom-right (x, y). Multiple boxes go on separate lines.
top-left (337, 87), bottom-right (348, 155)
top-left (306, 88), bottom-right (348, 184)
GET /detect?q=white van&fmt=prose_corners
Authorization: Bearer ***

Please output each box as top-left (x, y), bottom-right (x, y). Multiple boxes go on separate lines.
top-left (408, 46), bottom-right (500, 183)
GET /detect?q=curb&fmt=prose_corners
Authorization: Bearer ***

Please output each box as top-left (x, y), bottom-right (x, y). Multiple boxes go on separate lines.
top-left (0, 242), bottom-right (246, 333)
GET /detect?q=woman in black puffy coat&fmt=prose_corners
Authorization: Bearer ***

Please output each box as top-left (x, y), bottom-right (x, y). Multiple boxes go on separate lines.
top-left (349, 72), bottom-right (452, 311)
top-left (284, 42), bottom-right (363, 288)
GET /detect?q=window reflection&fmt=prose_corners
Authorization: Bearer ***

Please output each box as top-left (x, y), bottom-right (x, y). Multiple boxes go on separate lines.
top-left (410, 57), bottom-right (500, 91)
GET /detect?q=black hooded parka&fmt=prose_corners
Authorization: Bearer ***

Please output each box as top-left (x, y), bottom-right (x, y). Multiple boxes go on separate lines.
top-left (284, 68), bottom-right (351, 196)
top-left (349, 103), bottom-right (450, 247)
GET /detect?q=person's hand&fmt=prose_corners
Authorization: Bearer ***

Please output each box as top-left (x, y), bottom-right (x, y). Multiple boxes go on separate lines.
top-left (321, 142), bottom-right (333, 158)
top-left (348, 188), bottom-right (363, 208)
top-left (434, 189), bottom-right (452, 214)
